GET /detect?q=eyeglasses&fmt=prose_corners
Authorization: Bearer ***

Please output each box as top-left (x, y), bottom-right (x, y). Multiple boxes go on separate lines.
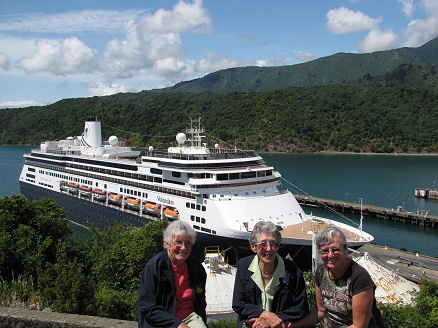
top-left (319, 247), bottom-right (343, 255)
top-left (256, 241), bottom-right (279, 250)
top-left (173, 240), bottom-right (192, 248)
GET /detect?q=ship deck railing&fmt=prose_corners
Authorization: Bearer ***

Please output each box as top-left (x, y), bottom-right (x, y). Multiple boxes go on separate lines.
top-left (141, 148), bottom-right (259, 161)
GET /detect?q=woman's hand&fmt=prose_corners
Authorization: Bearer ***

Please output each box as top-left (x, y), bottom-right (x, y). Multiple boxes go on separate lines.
top-left (248, 317), bottom-right (270, 328)
top-left (259, 310), bottom-right (287, 328)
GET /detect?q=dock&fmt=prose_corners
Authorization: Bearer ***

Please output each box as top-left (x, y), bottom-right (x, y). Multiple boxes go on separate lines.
top-left (358, 244), bottom-right (438, 283)
top-left (294, 194), bottom-right (438, 228)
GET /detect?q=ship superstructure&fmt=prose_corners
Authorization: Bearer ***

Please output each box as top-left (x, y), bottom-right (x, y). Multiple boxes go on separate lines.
top-left (19, 119), bottom-right (373, 267)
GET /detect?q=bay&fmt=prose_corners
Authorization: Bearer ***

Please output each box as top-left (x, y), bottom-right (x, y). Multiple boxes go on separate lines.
top-left (1, 147), bottom-right (437, 257)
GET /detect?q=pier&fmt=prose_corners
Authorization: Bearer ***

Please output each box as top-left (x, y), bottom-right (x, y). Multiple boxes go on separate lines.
top-left (294, 194), bottom-right (438, 228)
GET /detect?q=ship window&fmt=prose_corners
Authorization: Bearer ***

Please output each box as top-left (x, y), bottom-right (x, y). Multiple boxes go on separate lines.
top-left (186, 202), bottom-right (190, 208)
top-left (196, 216), bottom-right (200, 222)
top-left (201, 218), bottom-right (205, 224)
top-left (26, 173), bottom-right (35, 179)
top-left (151, 168), bottom-right (162, 175)
top-left (193, 225), bottom-right (200, 230)
top-left (212, 230), bottom-right (216, 234)
top-left (217, 174), bottom-right (228, 181)
top-left (201, 227), bottom-right (211, 233)
top-left (120, 187), bottom-right (123, 192)
top-left (28, 167), bottom-right (35, 172)
top-left (191, 203), bottom-right (195, 209)
top-left (172, 171), bottom-right (181, 178)
top-left (190, 215), bottom-right (194, 221)
top-left (241, 171), bottom-right (256, 179)
top-left (196, 204), bottom-right (200, 210)
top-left (266, 170), bottom-right (272, 176)
top-left (154, 177), bottom-right (162, 183)
top-left (229, 173), bottom-right (239, 180)
top-left (202, 206), bottom-right (206, 211)
top-left (257, 171), bottom-right (266, 177)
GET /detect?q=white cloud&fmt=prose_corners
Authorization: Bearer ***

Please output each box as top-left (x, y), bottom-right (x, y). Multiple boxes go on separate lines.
top-left (294, 51), bottom-right (318, 63)
top-left (0, 10), bottom-right (142, 34)
top-left (0, 52), bottom-right (10, 70)
top-left (404, 0), bottom-right (438, 47)
top-left (19, 37), bottom-right (98, 75)
top-left (326, 7), bottom-right (381, 34)
top-left (196, 52), bottom-right (241, 72)
top-left (0, 100), bottom-right (43, 108)
top-left (104, 0), bottom-right (212, 81)
top-left (358, 29), bottom-right (399, 53)
top-left (398, 0), bottom-right (415, 18)
top-left (87, 82), bottom-right (132, 96)
top-left (137, 0), bottom-right (211, 34)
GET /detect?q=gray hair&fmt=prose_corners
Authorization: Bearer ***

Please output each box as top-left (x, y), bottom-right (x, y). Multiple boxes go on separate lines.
top-left (315, 226), bottom-right (347, 250)
top-left (163, 220), bottom-right (196, 248)
top-left (249, 221), bottom-right (281, 246)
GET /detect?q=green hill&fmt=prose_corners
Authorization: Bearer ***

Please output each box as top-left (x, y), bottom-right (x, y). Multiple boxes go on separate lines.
top-left (1, 63), bottom-right (438, 153)
top-left (164, 37), bottom-right (438, 93)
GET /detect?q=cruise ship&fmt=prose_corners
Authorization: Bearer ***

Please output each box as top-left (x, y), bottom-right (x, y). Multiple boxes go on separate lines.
top-left (19, 119), bottom-right (373, 268)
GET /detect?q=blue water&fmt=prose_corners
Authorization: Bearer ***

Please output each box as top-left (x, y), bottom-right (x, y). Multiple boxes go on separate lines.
top-left (2, 147), bottom-right (437, 257)
top-left (262, 153), bottom-right (438, 257)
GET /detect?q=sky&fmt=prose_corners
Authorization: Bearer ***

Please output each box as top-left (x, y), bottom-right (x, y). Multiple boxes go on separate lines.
top-left (0, 0), bottom-right (437, 108)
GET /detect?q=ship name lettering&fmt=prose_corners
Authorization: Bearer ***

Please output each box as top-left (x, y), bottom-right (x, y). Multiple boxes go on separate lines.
top-left (157, 196), bottom-right (174, 205)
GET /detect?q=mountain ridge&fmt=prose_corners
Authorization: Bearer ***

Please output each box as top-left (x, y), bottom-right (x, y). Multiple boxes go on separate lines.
top-left (162, 37), bottom-right (438, 93)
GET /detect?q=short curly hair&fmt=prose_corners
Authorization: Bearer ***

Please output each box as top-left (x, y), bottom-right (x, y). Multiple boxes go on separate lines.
top-left (249, 221), bottom-right (281, 246)
top-left (163, 220), bottom-right (196, 248)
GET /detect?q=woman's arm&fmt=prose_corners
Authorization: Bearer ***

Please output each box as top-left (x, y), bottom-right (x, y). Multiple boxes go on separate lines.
top-left (348, 287), bottom-right (374, 328)
top-left (292, 285), bottom-right (326, 328)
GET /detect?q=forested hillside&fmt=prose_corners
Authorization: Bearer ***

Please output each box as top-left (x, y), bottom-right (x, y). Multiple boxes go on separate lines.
top-left (165, 37), bottom-right (438, 93)
top-left (1, 63), bottom-right (438, 153)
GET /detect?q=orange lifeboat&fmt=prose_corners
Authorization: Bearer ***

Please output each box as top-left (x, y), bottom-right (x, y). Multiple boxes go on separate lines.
top-left (145, 202), bottom-right (161, 214)
top-left (92, 189), bottom-right (106, 201)
top-left (108, 193), bottom-right (122, 205)
top-left (125, 197), bottom-right (141, 210)
top-left (79, 185), bottom-right (92, 197)
top-left (164, 207), bottom-right (179, 219)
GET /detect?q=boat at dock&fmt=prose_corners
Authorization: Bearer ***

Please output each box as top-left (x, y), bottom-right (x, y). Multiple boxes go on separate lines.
top-left (18, 118), bottom-right (373, 268)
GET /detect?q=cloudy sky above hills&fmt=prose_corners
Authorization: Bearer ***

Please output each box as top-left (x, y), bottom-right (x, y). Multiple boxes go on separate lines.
top-left (0, 0), bottom-right (437, 107)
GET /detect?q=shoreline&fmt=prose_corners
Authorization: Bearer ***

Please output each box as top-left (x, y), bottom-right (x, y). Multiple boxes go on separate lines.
top-left (3, 144), bottom-right (438, 156)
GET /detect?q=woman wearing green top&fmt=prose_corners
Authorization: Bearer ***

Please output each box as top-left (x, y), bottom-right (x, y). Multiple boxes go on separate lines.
top-left (232, 221), bottom-right (309, 328)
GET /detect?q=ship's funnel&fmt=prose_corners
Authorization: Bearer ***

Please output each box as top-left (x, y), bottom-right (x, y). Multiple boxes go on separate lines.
top-left (81, 121), bottom-right (102, 148)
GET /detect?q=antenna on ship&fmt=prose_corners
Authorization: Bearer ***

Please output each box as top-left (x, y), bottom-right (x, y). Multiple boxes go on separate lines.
top-left (187, 117), bottom-right (205, 148)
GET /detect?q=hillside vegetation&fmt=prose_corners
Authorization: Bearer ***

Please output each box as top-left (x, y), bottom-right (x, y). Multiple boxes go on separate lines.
top-left (165, 37), bottom-right (438, 93)
top-left (1, 63), bottom-right (438, 153)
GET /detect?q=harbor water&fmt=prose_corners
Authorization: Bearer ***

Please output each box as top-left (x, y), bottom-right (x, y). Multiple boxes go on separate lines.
top-left (2, 146), bottom-right (437, 257)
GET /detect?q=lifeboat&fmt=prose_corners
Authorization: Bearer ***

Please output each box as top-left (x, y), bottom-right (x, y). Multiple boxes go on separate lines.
top-left (79, 185), bottom-right (92, 197)
top-left (125, 197), bottom-right (141, 210)
top-left (92, 189), bottom-right (106, 201)
top-left (164, 207), bottom-right (179, 219)
top-left (108, 193), bottom-right (122, 205)
top-left (144, 202), bottom-right (161, 214)
top-left (66, 183), bottom-right (79, 194)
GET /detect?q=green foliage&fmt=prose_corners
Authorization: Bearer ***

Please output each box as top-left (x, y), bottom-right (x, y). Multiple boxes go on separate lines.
top-left (37, 243), bottom-right (91, 314)
top-left (0, 276), bottom-right (41, 309)
top-left (208, 318), bottom-right (237, 328)
top-left (0, 196), bottom-right (71, 281)
top-left (87, 220), bottom-right (167, 320)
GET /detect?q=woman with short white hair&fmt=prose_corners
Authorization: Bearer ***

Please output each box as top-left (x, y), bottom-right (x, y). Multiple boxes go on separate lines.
top-left (138, 221), bottom-right (207, 328)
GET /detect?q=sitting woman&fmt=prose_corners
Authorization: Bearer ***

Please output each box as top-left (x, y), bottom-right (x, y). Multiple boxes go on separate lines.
top-left (232, 221), bottom-right (309, 328)
top-left (294, 226), bottom-right (384, 328)
top-left (137, 220), bottom-right (207, 328)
